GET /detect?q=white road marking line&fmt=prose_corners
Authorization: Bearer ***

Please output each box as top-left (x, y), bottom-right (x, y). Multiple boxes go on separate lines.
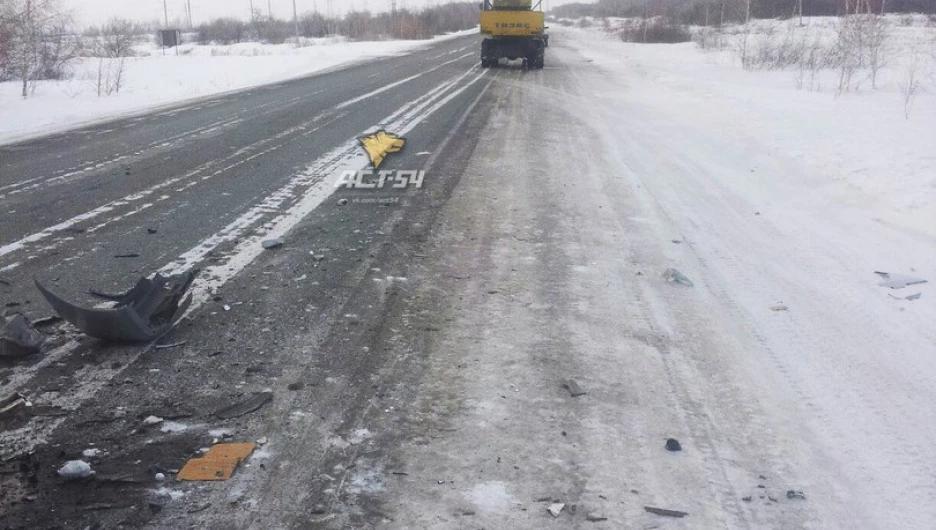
top-left (0, 66), bottom-right (488, 461)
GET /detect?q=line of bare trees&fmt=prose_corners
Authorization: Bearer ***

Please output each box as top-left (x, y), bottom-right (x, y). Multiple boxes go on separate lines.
top-left (553, 0), bottom-right (936, 26)
top-left (196, 3), bottom-right (479, 45)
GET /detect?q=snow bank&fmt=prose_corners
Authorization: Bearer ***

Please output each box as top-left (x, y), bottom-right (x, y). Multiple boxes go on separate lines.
top-left (0, 28), bottom-right (478, 145)
top-left (562, 20), bottom-right (936, 237)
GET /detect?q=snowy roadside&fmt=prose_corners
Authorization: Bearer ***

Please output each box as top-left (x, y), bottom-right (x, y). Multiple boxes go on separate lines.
top-left (376, 25), bottom-right (935, 530)
top-left (0, 28), bottom-right (478, 146)
top-left (560, 21), bottom-right (935, 237)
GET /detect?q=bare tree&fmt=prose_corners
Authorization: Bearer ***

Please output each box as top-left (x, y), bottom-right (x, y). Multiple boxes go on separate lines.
top-left (1, 0), bottom-right (78, 98)
top-left (98, 18), bottom-right (138, 58)
top-left (900, 46), bottom-right (922, 118)
top-left (865, 13), bottom-right (889, 89)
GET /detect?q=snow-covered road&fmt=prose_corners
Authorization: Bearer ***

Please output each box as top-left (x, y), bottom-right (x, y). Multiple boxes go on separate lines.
top-left (376, 26), bottom-right (936, 529)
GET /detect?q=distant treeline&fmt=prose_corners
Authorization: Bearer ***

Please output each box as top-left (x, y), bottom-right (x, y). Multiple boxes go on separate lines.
top-left (196, 3), bottom-right (479, 45)
top-left (552, 0), bottom-right (936, 25)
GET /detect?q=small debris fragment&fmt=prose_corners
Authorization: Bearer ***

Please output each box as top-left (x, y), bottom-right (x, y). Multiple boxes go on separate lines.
top-left (147, 228), bottom-right (158, 235)
top-left (58, 460), bottom-right (95, 480)
top-left (31, 316), bottom-right (63, 327)
top-left (114, 253), bottom-right (141, 259)
top-left (547, 503), bottom-right (565, 518)
top-left (644, 506), bottom-right (688, 518)
top-left (287, 382), bottom-right (305, 391)
top-left (586, 513), bottom-right (608, 522)
top-left (178, 443), bottom-right (257, 481)
top-left (257, 437), bottom-right (268, 446)
top-left (0, 394), bottom-right (29, 426)
top-left (337, 198), bottom-right (349, 206)
top-left (875, 272), bottom-right (927, 290)
top-left (663, 268), bottom-right (694, 287)
top-left (155, 473), bottom-right (166, 482)
top-left (261, 238), bottom-right (284, 250)
top-left (214, 391), bottom-right (273, 419)
top-left (905, 293), bottom-right (922, 301)
top-left (143, 416), bottom-right (164, 426)
top-left (768, 495), bottom-right (779, 502)
top-left (563, 379), bottom-right (587, 397)
top-left (769, 305), bottom-right (789, 312)
top-left (665, 438), bottom-right (682, 452)
top-left (0, 314), bottom-right (45, 359)
top-left (187, 503), bottom-right (211, 514)
top-left (742, 496), bottom-right (752, 502)
top-left (786, 490), bottom-right (806, 500)
top-left (155, 341), bottom-right (187, 350)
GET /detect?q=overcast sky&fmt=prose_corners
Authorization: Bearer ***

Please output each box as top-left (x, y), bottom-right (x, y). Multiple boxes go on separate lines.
top-left (61, 0), bottom-right (588, 27)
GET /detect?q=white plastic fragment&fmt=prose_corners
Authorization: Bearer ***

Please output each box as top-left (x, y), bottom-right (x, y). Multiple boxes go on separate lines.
top-left (58, 460), bottom-right (95, 480)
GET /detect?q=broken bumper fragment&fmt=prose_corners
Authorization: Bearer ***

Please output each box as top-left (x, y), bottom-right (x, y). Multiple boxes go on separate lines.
top-left (35, 269), bottom-right (198, 343)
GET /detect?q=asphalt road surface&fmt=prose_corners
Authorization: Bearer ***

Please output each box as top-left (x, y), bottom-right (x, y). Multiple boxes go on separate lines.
top-left (3, 26), bottom-right (933, 530)
top-left (0, 33), bottom-right (497, 529)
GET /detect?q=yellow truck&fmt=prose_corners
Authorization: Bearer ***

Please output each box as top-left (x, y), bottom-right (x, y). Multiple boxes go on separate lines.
top-left (480, 0), bottom-right (547, 69)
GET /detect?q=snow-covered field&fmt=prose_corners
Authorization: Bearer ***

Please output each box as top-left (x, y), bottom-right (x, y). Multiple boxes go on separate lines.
top-left (571, 17), bottom-right (936, 236)
top-left (0, 29), bottom-right (478, 145)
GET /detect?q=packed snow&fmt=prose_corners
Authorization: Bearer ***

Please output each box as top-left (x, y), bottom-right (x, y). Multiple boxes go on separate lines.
top-left (0, 29), bottom-right (478, 145)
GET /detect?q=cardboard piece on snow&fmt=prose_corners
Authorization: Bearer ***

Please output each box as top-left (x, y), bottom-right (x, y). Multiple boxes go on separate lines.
top-left (177, 442), bottom-right (257, 481)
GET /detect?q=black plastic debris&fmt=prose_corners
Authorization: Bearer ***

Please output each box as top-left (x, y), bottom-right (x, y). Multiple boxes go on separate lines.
top-left (665, 438), bottom-right (682, 452)
top-left (563, 380), bottom-right (587, 397)
top-left (214, 391), bottom-right (273, 419)
top-left (0, 314), bottom-right (45, 359)
top-left (645, 506), bottom-right (688, 518)
top-left (35, 269), bottom-right (197, 343)
top-left (786, 490), bottom-right (806, 500)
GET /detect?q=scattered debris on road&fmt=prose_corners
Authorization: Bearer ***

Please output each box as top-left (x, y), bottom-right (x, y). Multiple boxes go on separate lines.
top-left (214, 391), bottom-right (273, 419)
top-left (0, 393), bottom-right (30, 428)
top-left (770, 304), bottom-right (789, 312)
top-left (35, 269), bottom-right (197, 343)
top-left (547, 503), bottom-right (565, 517)
top-left (147, 228), bottom-right (158, 234)
top-left (178, 442), bottom-right (257, 481)
top-left (563, 379), bottom-right (587, 397)
top-left (786, 490), bottom-right (806, 500)
top-left (875, 272), bottom-right (927, 290)
top-left (337, 198), bottom-right (349, 206)
top-left (0, 313), bottom-right (45, 359)
top-left (114, 253), bottom-right (141, 259)
top-left (663, 268), bottom-right (694, 287)
top-left (586, 512), bottom-right (608, 522)
top-left (143, 415), bottom-right (164, 426)
top-left (155, 341), bottom-right (187, 350)
top-left (645, 506), bottom-right (688, 518)
top-left (262, 238), bottom-right (284, 250)
top-left (57, 460), bottom-right (95, 480)
top-left (31, 315), bottom-right (63, 328)
top-left (665, 438), bottom-right (682, 452)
